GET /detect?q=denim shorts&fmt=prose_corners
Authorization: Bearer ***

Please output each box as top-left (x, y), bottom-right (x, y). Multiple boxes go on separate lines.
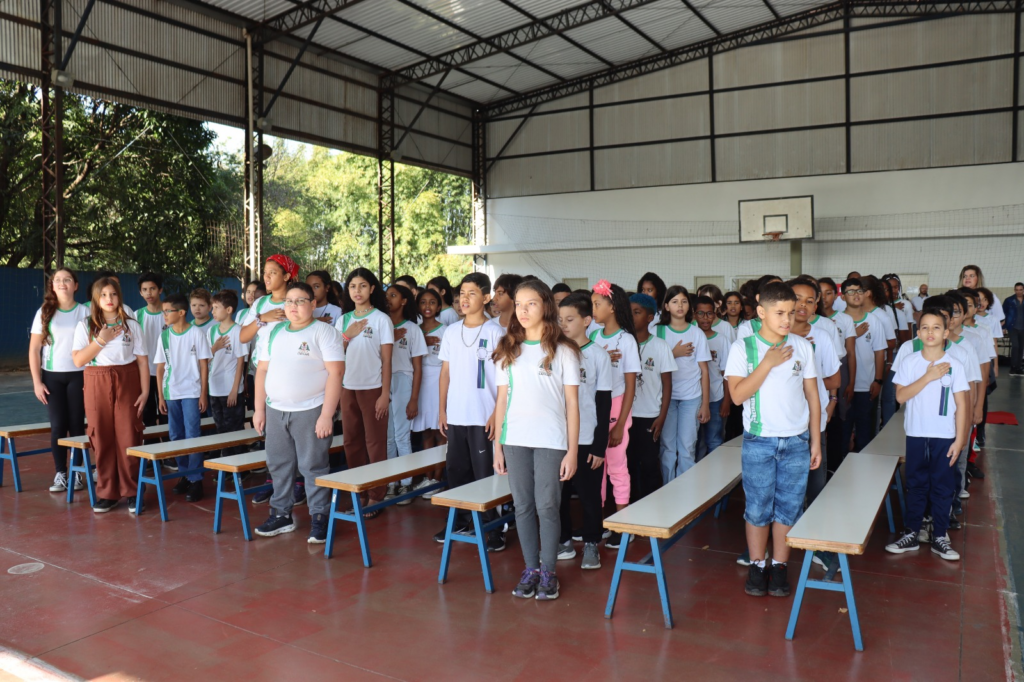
top-left (741, 430), bottom-right (811, 527)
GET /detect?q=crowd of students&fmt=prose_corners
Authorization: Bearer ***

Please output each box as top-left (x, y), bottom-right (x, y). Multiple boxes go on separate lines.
top-left (27, 260), bottom-right (1007, 600)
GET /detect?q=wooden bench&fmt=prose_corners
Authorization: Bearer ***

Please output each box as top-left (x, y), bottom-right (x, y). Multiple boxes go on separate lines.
top-left (432, 475), bottom-right (515, 593)
top-left (315, 445), bottom-right (448, 567)
top-left (784, 452), bottom-right (899, 651)
top-left (127, 428), bottom-right (264, 522)
top-left (603, 445), bottom-right (743, 628)
top-left (0, 422), bottom-right (55, 492)
top-left (205, 435), bottom-right (345, 541)
top-left (860, 418), bottom-right (908, 530)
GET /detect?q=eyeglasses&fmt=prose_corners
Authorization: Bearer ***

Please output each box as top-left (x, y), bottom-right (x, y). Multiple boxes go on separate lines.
top-left (284, 298), bottom-right (313, 307)
top-left (844, 289), bottom-right (865, 295)
top-left (52, 277), bottom-right (75, 285)
top-left (695, 311), bottom-right (716, 318)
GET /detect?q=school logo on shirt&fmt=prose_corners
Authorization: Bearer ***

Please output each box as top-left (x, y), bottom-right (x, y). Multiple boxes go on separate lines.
top-left (189, 344), bottom-right (197, 356)
top-left (537, 359), bottom-right (553, 376)
top-left (792, 360), bottom-right (802, 376)
top-left (398, 336), bottom-right (408, 349)
top-left (579, 366), bottom-right (588, 384)
top-left (644, 357), bottom-right (655, 371)
top-left (364, 326), bottom-right (374, 339)
top-left (710, 350), bottom-right (718, 363)
top-left (298, 342), bottom-right (310, 356)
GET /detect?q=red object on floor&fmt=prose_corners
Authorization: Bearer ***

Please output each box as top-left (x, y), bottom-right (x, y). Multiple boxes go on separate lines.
top-left (987, 411), bottom-right (1019, 426)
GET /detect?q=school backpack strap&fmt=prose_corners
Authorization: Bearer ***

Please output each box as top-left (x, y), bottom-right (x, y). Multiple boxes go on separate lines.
top-left (743, 335), bottom-right (764, 436)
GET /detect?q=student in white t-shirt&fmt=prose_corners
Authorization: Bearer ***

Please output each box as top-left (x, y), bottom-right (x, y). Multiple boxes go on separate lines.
top-left (557, 293), bottom-right (614, 570)
top-left (410, 289), bottom-right (448, 493)
top-left (626, 293), bottom-right (675, 503)
top-left (494, 279), bottom-right (581, 600)
top-left (238, 281), bottom-right (264, 413)
top-left (384, 284), bottom-right (427, 500)
top-left (84, 271), bottom-right (135, 320)
top-left (428, 276), bottom-right (461, 327)
top-left (307, 270), bottom-right (342, 325)
top-left (842, 278), bottom-right (887, 452)
top-left (208, 290), bottom-right (248, 455)
top-left (29, 268), bottom-right (90, 493)
top-left (253, 282), bottom-right (343, 543)
top-left (655, 285), bottom-right (711, 483)
top-left (486, 273), bottom-right (524, 337)
top-left (189, 288), bottom-right (215, 335)
top-left (71, 276), bottom-right (149, 514)
top-left (725, 282), bottom-right (820, 599)
top-left (136, 272), bottom-right (165, 427)
top-left (886, 311), bottom-right (969, 561)
top-left (155, 293), bottom-right (213, 502)
top-left (694, 296), bottom-right (732, 461)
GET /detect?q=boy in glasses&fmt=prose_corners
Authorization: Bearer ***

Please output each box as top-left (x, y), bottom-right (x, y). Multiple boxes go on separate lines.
top-left (253, 282), bottom-right (344, 543)
top-left (841, 278), bottom-right (887, 452)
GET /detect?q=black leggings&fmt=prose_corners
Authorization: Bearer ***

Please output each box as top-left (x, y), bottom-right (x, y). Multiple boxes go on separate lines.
top-left (43, 370), bottom-right (86, 474)
top-left (559, 444), bottom-right (605, 544)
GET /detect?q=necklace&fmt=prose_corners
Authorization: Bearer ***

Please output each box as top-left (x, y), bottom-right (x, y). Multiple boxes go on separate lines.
top-left (461, 320), bottom-right (484, 347)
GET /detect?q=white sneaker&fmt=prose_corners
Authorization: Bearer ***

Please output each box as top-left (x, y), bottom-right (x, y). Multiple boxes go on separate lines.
top-left (415, 478), bottom-right (443, 499)
top-left (395, 484), bottom-right (413, 505)
top-left (384, 482), bottom-right (398, 500)
top-left (73, 473), bottom-right (86, 491)
top-left (49, 472), bottom-right (68, 492)
top-left (959, 489), bottom-right (970, 499)
top-left (556, 540), bottom-right (577, 561)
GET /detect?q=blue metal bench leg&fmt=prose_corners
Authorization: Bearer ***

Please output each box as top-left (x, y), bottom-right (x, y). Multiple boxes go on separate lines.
top-left (325, 492), bottom-right (341, 558)
top-left (650, 536), bottom-right (673, 629)
top-left (135, 459), bottom-right (146, 512)
top-left (438, 507), bottom-right (457, 585)
top-left (235, 473), bottom-right (254, 541)
top-left (66, 447), bottom-right (80, 504)
top-left (604, 532), bottom-right (632, 619)
top-left (1, 437), bottom-right (24, 492)
top-left (152, 461), bottom-right (170, 522)
top-left (884, 489), bottom-right (896, 533)
top-left (213, 471), bottom-right (225, 534)
top-left (352, 492), bottom-right (372, 568)
top-left (0, 437), bottom-right (5, 487)
top-left (838, 554), bottom-right (863, 651)
top-left (785, 550), bottom-right (815, 641)
top-left (82, 450), bottom-right (97, 507)
top-left (472, 511), bottom-right (495, 593)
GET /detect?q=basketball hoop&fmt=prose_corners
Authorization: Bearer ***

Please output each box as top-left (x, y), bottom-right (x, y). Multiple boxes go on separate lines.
top-left (764, 231), bottom-right (784, 243)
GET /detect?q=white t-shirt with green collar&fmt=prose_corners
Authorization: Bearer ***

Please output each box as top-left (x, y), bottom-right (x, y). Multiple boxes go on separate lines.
top-left (704, 330), bottom-right (732, 404)
top-left (893, 351), bottom-right (969, 439)
top-left (243, 295), bottom-right (286, 376)
top-left (391, 319), bottom-right (427, 375)
top-left (31, 303), bottom-right (89, 373)
top-left (655, 322), bottom-right (712, 401)
top-left (578, 340), bottom-right (614, 444)
top-left (259, 320), bottom-right (343, 412)
top-left (496, 341), bottom-right (580, 451)
top-left (208, 323), bottom-right (247, 396)
top-left (336, 308), bottom-right (394, 390)
top-left (154, 324), bottom-right (213, 400)
top-left (827, 310), bottom-right (856, 360)
top-left (632, 335), bottom-right (675, 418)
top-left (587, 327), bottom-right (641, 399)
top-left (135, 308), bottom-right (166, 376)
top-left (72, 318), bottom-right (146, 367)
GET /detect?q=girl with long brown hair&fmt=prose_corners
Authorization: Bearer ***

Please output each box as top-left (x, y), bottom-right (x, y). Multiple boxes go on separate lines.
top-left (29, 268), bottom-right (90, 493)
top-left (493, 279), bottom-right (580, 601)
top-left (960, 265), bottom-right (1006, 333)
top-left (71, 277), bottom-right (149, 513)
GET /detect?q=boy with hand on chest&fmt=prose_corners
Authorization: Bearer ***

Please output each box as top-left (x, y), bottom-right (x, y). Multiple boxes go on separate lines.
top-left (725, 282), bottom-right (820, 599)
top-left (208, 290), bottom-right (248, 450)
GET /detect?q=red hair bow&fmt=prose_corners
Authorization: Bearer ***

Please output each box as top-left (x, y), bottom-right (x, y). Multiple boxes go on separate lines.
top-left (593, 279), bottom-right (612, 297)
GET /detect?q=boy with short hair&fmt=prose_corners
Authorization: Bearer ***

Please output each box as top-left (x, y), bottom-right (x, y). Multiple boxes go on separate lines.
top-left (190, 288), bottom-right (214, 331)
top-left (626, 293), bottom-right (675, 501)
top-left (694, 295), bottom-right (731, 461)
top-left (253, 282), bottom-right (343, 542)
top-left (486, 273), bottom-right (524, 336)
top-left (841, 277), bottom-right (887, 451)
top-left (552, 283), bottom-right (573, 306)
top-left (436, 272), bottom-right (505, 550)
top-left (886, 311), bottom-right (969, 561)
top-left (725, 282), bottom-right (820, 598)
top-left (208, 289), bottom-right (248, 452)
top-left (155, 293), bottom-right (213, 502)
top-left (137, 273), bottom-right (165, 427)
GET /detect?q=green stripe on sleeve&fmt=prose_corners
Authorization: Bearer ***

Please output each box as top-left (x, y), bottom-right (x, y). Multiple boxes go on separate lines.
top-left (743, 335), bottom-right (763, 436)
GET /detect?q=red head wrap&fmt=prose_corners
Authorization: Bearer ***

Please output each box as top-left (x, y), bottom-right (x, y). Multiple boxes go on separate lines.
top-left (265, 254), bottom-right (299, 280)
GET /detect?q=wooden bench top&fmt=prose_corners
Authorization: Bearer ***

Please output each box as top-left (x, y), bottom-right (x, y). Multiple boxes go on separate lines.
top-left (126, 428), bottom-right (263, 460)
top-left (316, 445), bottom-right (447, 493)
top-left (432, 475), bottom-right (511, 512)
top-left (603, 448), bottom-right (742, 539)
top-left (786, 453), bottom-right (898, 555)
top-left (0, 423), bottom-right (52, 438)
top-left (861, 418), bottom-right (906, 462)
top-left (204, 435), bottom-right (344, 472)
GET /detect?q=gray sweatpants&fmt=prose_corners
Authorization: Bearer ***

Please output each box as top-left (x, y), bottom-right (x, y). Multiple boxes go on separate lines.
top-left (266, 406), bottom-right (331, 517)
top-left (504, 445), bottom-right (565, 571)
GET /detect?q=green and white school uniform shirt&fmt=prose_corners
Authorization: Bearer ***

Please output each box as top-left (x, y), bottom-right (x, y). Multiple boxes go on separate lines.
top-left (437, 320), bottom-right (503, 427)
top-left (724, 332), bottom-right (817, 437)
top-left (243, 295), bottom-right (286, 376)
top-left (496, 342), bottom-right (580, 450)
top-left (314, 302), bottom-right (342, 326)
top-left (208, 323), bottom-right (247, 397)
top-left (893, 352), bottom-right (969, 439)
top-left (828, 310), bottom-right (856, 360)
top-left (31, 304), bottom-right (89, 373)
top-left (336, 309), bottom-right (394, 390)
top-left (868, 307), bottom-right (897, 343)
top-left (893, 337), bottom-right (981, 385)
top-left (578, 341), bottom-right (614, 445)
top-left (809, 315), bottom-right (841, 360)
top-left (736, 318), bottom-right (761, 341)
top-left (710, 318), bottom-right (735, 345)
top-left (438, 307), bottom-right (461, 326)
top-left (153, 324), bottom-right (213, 400)
top-left (421, 323), bottom-right (447, 369)
top-left (135, 308), bottom-right (165, 376)
top-left (632, 335), bottom-right (676, 419)
top-left (588, 328), bottom-right (641, 399)
top-left (962, 323), bottom-right (997, 362)
top-left (704, 331), bottom-right (732, 404)
top-left (259, 321), bottom-right (343, 412)
top-left (655, 323), bottom-right (712, 401)
top-left (851, 312), bottom-right (888, 392)
top-left (392, 319), bottom-right (427, 376)
top-left (72, 318), bottom-right (146, 367)
top-left (797, 330), bottom-right (841, 433)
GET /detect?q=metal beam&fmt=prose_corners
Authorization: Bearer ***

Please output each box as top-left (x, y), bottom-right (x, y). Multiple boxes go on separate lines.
top-left (394, 70), bottom-right (451, 152)
top-left (378, 86), bottom-right (396, 282)
top-left (41, 0), bottom-right (65, 274)
top-left (678, 0), bottom-right (721, 36)
top-left (491, 0), bottom-right (615, 69)
top-left (484, 0), bottom-right (1016, 117)
top-left (60, 0), bottom-right (96, 70)
top-left (486, 104), bottom-right (539, 173)
top-left (263, 0), bottom-right (368, 36)
top-left (1013, 0), bottom-right (1021, 161)
top-left (471, 111), bottom-right (487, 273)
top-left (244, 31), bottom-right (265, 283)
top-left (262, 12), bottom-right (325, 118)
top-left (760, 0), bottom-right (782, 20)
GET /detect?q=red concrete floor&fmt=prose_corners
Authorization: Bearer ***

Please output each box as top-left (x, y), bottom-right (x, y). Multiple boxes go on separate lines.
top-left (0, 431), bottom-right (1019, 682)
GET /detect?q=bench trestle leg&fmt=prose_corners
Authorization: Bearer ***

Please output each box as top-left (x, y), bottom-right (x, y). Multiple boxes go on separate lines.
top-left (604, 532), bottom-right (632, 619)
top-left (649, 536), bottom-right (673, 629)
top-left (325, 492), bottom-right (341, 558)
top-left (438, 508), bottom-right (457, 586)
top-left (234, 473), bottom-right (255, 541)
top-left (785, 550), bottom-right (815, 641)
top-left (838, 553), bottom-right (863, 651)
top-left (213, 471), bottom-right (226, 534)
top-left (1, 437), bottom-right (23, 492)
top-left (66, 447), bottom-right (96, 506)
top-left (472, 511), bottom-right (495, 594)
top-left (352, 492), bottom-right (372, 568)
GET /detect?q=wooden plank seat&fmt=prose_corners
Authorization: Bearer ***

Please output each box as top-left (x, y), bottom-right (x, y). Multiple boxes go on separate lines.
top-left (0, 422), bottom-right (58, 492)
top-left (603, 446), bottom-right (743, 628)
top-left (431, 475), bottom-right (514, 593)
top-left (126, 428), bottom-right (264, 522)
top-left (861, 418), bottom-right (909, 530)
top-left (784, 452), bottom-right (899, 651)
top-left (315, 445), bottom-right (448, 567)
top-left (205, 435), bottom-right (345, 541)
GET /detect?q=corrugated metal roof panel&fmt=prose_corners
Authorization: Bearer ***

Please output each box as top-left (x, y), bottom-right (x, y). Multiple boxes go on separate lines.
top-left (407, 0), bottom-right (531, 36)
top-left (695, 0), bottom-right (774, 34)
top-left (851, 113), bottom-right (1012, 172)
top-left (595, 139), bottom-right (711, 190)
top-left (621, 0), bottom-right (717, 50)
top-left (201, 0), bottom-right (294, 22)
top-left (510, 37), bottom-right (604, 80)
top-left (511, 0), bottom-right (586, 19)
top-left (564, 17), bottom-right (657, 65)
top-left (0, 0), bottom-right (38, 74)
top-left (448, 79), bottom-right (505, 101)
top-left (333, 0), bottom-right (477, 56)
top-left (771, 0), bottom-right (827, 17)
top-left (489, 151), bottom-right (590, 198)
top-left (716, 127), bottom-right (845, 181)
top-left (487, 107), bottom-right (589, 156)
top-left (339, 34), bottom-right (424, 69)
top-left (715, 79), bottom-right (844, 134)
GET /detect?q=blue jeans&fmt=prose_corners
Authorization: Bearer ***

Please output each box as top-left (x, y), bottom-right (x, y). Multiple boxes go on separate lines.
top-left (387, 372), bottom-right (414, 486)
top-left (696, 398), bottom-right (724, 462)
top-left (167, 398), bottom-right (203, 482)
top-left (880, 370), bottom-right (897, 429)
top-left (905, 436), bottom-right (957, 538)
top-left (660, 397), bottom-right (701, 483)
top-left (741, 431), bottom-right (810, 527)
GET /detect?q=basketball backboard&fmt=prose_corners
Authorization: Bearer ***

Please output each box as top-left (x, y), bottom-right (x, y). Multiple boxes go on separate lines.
top-left (738, 196), bottom-right (814, 243)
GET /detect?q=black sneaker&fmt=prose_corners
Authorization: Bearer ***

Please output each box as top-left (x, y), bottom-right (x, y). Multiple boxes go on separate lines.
top-left (254, 514), bottom-right (296, 537)
top-left (172, 477), bottom-right (190, 495)
top-left (967, 462), bottom-right (985, 480)
top-left (744, 563), bottom-right (768, 597)
top-left (605, 532), bottom-right (623, 549)
top-left (294, 482), bottom-right (307, 506)
top-left (434, 526), bottom-right (470, 543)
top-left (308, 513), bottom-right (328, 544)
top-left (512, 568), bottom-right (541, 598)
top-left (885, 531), bottom-right (921, 554)
top-left (931, 534), bottom-right (960, 561)
top-left (768, 562), bottom-right (790, 597)
top-left (185, 480), bottom-right (205, 503)
top-left (947, 514), bottom-right (962, 531)
top-left (486, 531), bottom-right (506, 553)
top-left (253, 486), bottom-right (272, 504)
top-left (92, 498), bottom-right (117, 513)
top-left (535, 569), bottom-right (560, 600)
top-left (128, 496), bottom-right (144, 515)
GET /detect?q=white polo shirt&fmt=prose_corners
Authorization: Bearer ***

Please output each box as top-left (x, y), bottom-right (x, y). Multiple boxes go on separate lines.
top-left (31, 304), bottom-right (89, 373)
top-left (72, 318), bottom-right (146, 367)
top-left (833, 297), bottom-right (847, 313)
top-left (850, 311), bottom-right (888, 392)
top-left (578, 341), bottom-right (614, 444)
top-left (496, 341), bottom-right (580, 451)
top-left (391, 319), bottom-right (427, 376)
top-left (894, 351), bottom-right (969, 439)
top-left (869, 307), bottom-right (897, 343)
top-left (827, 311), bottom-right (856, 360)
top-left (336, 309), bottom-right (394, 390)
top-left (655, 323), bottom-right (712, 401)
top-left (208, 323), bottom-right (247, 396)
top-left (154, 324), bottom-right (213, 400)
top-left (134, 308), bottom-right (165, 377)
top-left (588, 328), bottom-right (641, 399)
top-left (438, 319), bottom-right (503, 426)
top-left (632, 335), bottom-right (676, 418)
top-left (704, 331), bottom-right (732, 404)
top-left (260, 320), bottom-right (343, 412)
top-left (725, 332), bottom-right (817, 438)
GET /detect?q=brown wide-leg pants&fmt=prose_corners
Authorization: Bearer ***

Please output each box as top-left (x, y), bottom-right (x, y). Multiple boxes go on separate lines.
top-left (340, 387), bottom-right (389, 505)
top-left (84, 364), bottom-right (145, 501)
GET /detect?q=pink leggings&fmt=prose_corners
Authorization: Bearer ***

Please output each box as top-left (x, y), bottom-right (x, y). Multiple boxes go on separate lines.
top-left (602, 394), bottom-right (632, 505)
